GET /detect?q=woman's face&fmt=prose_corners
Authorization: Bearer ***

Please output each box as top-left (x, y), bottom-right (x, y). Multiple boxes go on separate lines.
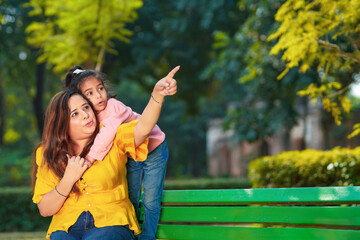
top-left (68, 94), bottom-right (97, 141)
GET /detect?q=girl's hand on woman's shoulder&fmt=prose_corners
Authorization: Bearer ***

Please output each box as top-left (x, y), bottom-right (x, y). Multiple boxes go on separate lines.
top-left (64, 155), bottom-right (88, 184)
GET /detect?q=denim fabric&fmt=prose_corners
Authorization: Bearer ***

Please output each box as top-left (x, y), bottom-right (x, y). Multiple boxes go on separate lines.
top-left (50, 211), bottom-right (134, 240)
top-left (126, 140), bottom-right (169, 240)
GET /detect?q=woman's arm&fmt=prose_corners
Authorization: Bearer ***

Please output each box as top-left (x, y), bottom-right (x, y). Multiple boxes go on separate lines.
top-left (134, 66), bottom-right (179, 147)
top-left (37, 156), bottom-right (88, 217)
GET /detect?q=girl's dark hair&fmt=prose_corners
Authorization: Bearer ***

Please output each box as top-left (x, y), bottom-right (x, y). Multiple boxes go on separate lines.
top-left (32, 89), bottom-right (100, 196)
top-left (63, 65), bottom-right (116, 99)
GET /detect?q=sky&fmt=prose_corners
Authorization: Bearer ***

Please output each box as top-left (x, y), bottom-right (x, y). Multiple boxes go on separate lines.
top-left (351, 74), bottom-right (360, 98)
top-left (351, 84), bottom-right (360, 97)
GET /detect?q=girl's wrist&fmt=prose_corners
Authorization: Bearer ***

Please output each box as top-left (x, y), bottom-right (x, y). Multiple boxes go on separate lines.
top-left (151, 92), bottom-right (164, 104)
top-left (85, 157), bottom-right (93, 167)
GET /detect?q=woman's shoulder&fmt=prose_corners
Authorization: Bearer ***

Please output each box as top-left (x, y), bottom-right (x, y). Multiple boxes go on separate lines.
top-left (116, 119), bottom-right (138, 133)
top-left (114, 120), bottom-right (139, 142)
top-left (34, 145), bottom-right (45, 166)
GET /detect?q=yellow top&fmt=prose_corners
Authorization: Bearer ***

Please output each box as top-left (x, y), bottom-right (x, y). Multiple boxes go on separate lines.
top-left (33, 120), bottom-right (148, 239)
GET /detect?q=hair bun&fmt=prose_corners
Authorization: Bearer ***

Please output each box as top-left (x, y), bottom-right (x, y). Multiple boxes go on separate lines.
top-left (72, 65), bottom-right (83, 72)
top-left (63, 65), bottom-right (84, 89)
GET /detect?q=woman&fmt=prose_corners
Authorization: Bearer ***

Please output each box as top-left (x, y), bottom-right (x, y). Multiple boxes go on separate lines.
top-left (32, 68), bottom-right (178, 239)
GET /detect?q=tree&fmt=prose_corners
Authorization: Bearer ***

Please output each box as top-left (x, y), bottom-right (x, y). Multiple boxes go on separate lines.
top-left (268, 0), bottom-right (360, 127)
top-left (25, 0), bottom-right (142, 72)
top-left (0, 0), bottom-right (46, 146)
top-left (203, 0), bottom-right (318, 153)
top-left (21, 0), bottom-right (245, 177)
top-left (105, 0), bottom-right (243, 176)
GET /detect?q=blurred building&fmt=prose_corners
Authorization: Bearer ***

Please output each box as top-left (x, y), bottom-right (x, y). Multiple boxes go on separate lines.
top-left (206, 100), bottom-right (360, 177)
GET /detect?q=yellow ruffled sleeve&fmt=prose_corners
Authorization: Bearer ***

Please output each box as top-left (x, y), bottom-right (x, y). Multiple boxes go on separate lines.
top-left (32, 147), bottom-right (59, 204)
top-left (114, 120), bottom-right (149, 161)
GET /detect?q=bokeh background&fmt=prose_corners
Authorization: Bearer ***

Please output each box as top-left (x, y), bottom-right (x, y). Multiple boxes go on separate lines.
top-left (1, 0), bottom-right (360, 236)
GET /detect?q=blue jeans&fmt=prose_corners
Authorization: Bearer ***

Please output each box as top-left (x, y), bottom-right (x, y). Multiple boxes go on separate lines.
top-left (126, 140), bottom-right (168, 240)
top-left (50, 211), bottom-right (134, 240)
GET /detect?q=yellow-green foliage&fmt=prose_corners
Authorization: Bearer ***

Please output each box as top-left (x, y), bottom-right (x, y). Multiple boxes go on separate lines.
top-left (269, 0), bottom-right (360, 76)
top-left (348, 123), bottom-right (360, 139)
top-left (298, 83), bottom-right (352, 125)
top-left (268, 0), bottom-right (360, 126)
top-left (25, 0), bottom-right (143, 72)
top-left (249, 147), bottom-right (360, 188)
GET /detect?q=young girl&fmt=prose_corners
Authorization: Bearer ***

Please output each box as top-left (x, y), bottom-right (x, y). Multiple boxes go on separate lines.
top-left (63, 66), bottom-right (179, 240)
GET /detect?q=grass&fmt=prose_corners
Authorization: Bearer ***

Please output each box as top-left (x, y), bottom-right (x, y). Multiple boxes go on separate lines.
top-left (0, 232), bottom-right (45, 240)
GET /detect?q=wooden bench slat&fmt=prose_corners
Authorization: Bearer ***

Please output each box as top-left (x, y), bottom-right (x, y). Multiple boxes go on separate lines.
top-left (161, 187), bottom-right (360, 204)
top-left (151, 206), bottom-right (360, 226)
top-left (156, 225), bottom-right (360, 240)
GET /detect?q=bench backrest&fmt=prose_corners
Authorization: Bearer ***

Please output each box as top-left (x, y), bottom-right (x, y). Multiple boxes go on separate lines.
top-left (139, 186), bottom-right (360, 240)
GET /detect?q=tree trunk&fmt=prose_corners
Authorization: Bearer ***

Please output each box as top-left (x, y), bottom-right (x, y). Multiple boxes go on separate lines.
top-left (0, 73), bottom-right (5, 146)
top-left (321, 109), bottom-right (332, 149)
top-left (95, 43), bottom-right (106, 72)
top-left (283, 128), bottom-right (291, 151)
top-left (102, 53), bottom-right (115, 74)
top-left (33, 63), bottom-right (46, 137)
top-left (300, 97), bottom-right (308, 150)
top-left (260, 139), bottom-right (269, 156)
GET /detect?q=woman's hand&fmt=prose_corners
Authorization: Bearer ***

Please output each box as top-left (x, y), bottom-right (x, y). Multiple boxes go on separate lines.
top-left (63, 155), bottom-right (88, 184)
top-left (37, 155), bottom-right (88, 217)
top-left (152, 66), bottom-right (179, 102)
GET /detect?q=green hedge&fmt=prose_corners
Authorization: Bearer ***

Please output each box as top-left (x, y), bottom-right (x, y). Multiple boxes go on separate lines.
top-left (0, 149), bottom-right (31, 187)
top-left (0, 187), bottom-right (50, 232)
top-left (0, 178), bottom-right (249, 232)
top-left (249, 146), bottom-right (360, 188)
top-left (164, 177), bottom-right (251, 190)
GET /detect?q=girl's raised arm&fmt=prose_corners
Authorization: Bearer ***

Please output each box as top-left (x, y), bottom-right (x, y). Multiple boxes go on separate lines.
top-left (134, 66), bottom-right (179, 146)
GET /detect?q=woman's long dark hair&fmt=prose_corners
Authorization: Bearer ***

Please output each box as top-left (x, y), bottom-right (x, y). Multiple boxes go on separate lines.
top-left (32, 89), bottom-right (99, 195)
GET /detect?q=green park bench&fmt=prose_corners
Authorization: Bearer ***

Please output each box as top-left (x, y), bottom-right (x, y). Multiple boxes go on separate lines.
top-left (139, 186), bottom-right (360, 240)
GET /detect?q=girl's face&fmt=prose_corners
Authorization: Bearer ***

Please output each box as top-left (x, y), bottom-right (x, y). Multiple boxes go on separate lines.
top-left (68, 94), bottom-right (97, 142)
top-left (79, 76), bottom-right (108, 113)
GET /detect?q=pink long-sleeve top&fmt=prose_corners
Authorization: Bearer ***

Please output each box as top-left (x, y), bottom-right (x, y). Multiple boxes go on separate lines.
top-left (88, 98), bottom-right (165, 161)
